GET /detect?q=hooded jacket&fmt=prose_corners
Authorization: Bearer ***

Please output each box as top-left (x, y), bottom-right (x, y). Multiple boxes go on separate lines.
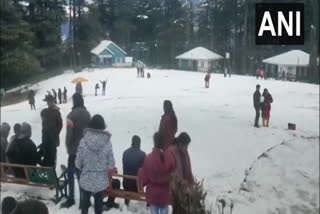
top-left (138, 148), bottom-right (175, 206)
top-left (0, 123), bottom-right (10, 162)
top-left (75, 128), bottom-right (115, 193)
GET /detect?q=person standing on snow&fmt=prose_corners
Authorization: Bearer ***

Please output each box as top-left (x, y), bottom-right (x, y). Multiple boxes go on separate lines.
top-left (138, 132), bottom-right (175, 214)
top-left (136, 61), bottom-right (141, 77)
top-left (58, 88), bottom-right (62, 104)
top-left (253, 84), bottom-right (261, 128)
top-left (0, 123), bottom-right (11, 163)
top-left (260, 68), bottom-right (264, 79)
top-left (61, 93), bottom-right (91, 209)
top-left (52, 89), bottom-right (57, 104)
top-left (28, 90), bottom-right (36, 110)
top-left (95, 83), bottom-right (100, 96)
top-left (63, 87), bottom-right (68, 103)
top-left (204, 72), bottom-right (211, 88)
top-left (75, 115), bottom-right (115, 214)
top-left (100, 79), bottom-right (107, 96)
top-left (159, 100), bottom-right (178, 150)
top-left (38, 95), bottom-right (63, 167)
top-left (122, 135), bottom-right (146, 206)
top-left (261, 88), bottom-right (273, 127)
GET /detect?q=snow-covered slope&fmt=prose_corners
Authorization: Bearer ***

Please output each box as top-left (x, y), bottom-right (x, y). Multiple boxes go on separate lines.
top-left (1, 68), bottom-right (319, 213)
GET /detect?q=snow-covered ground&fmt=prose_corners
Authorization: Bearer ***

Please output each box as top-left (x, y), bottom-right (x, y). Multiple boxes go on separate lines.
top-left (1, 68), bottom-right (319, 214)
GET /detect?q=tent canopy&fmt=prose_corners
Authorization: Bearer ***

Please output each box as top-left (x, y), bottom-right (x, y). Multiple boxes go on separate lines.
top-left (176, 47), bottom-right (223, 61)
top-left (262, 50), bottom-right (309, 66)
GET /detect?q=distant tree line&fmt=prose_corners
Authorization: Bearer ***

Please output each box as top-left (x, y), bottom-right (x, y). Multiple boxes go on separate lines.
top-left (1, 0), bottom-right (318, 88)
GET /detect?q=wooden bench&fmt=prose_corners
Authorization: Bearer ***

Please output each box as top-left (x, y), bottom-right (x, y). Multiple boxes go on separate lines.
top-left (0, 163), bottom-right (68, 204)
top-left (105, 174), bottom-right (146, 202)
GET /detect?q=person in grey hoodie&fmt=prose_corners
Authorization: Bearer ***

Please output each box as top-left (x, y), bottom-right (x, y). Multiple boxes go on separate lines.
top-left (76, 115), bottom-right (115, 214)
top-left (61, 93), bottom-right (91, 209)
top-left (0, 123), bottom-right (11, 162)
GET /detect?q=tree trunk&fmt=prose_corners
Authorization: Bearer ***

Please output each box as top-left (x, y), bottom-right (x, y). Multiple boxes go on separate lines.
top-left (308, 0), bottom-right (319, 83)
top-left (241, 0), bottom-right (249, 75)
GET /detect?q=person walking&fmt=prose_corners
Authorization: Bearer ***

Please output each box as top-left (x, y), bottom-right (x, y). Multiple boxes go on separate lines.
top-left (38, 95), bottom-right (63, 167)
top-left (253, 84), bottom-right (261, 128)
top-left (0, 123), bottom-right (10, 163)
top-left (138, 132), bottom-right (175, 214)
top-left (100, 79), bottom-right (107, 96)
top-left (159, 100), bottom-right (178, 150)
top-left (60, 93), bottom-right (91, 209)
top-left (7, 123), bottom-right (39, 178)
top-left (95, 83), bottom-right (100, 96)
top-left (52, 89), bottom-right (57, 104)
top-left (28, 90), bottom-right (36, 110)
top-left (63, 87), bottom-right (68, 103)
top-left (122, 135), bottom-right (146, 206)
top-left (75, 115), bottom-right (115, 214)
top-left (261, 89), bottom-right (273, 127)
top-left (76, 82), bottom-right (83, 95)
top-left (58, 88), bottom-right (62, 104)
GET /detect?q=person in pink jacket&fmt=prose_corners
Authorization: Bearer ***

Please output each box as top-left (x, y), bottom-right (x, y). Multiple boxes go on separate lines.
top-left (138, 132), bottom-right (175, 214)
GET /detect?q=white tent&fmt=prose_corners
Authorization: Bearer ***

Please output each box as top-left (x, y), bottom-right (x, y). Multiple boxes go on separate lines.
top-left (262, 50), bottom-right (310, 81)
top-left (175, 47), bottom-right (223, 72)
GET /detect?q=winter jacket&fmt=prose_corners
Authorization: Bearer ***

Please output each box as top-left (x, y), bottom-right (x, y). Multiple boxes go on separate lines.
top-left (168, 145), bottom-right (193, 189)
top-left (65, 107), bottom-right (91, 155)
top-left (7, 137), bottom-right (39, 178)
top-left (28, 91), bottom-right (35, 104)
top-left (262, 94), bottom-right (273, 112)
top-left (0, 123), bottom-right (10, 162)
top-left (75, 128), bottom-right (115, 193)
top-left (159, 114), bottom-right (177, 150)
top-left (41, 106), bottom-right (63, 146)
top-left (122, 146), bottom-right (146, 190)
top-left (100, 81), bottom-right (107, 89)
top-left (253, 91), bottom-right (261, 109)
top-left (138, 148), bottom-right (175, 206)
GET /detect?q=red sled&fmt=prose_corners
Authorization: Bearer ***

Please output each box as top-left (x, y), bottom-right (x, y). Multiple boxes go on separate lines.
top-left (288, 123), bottom-right (296, 130)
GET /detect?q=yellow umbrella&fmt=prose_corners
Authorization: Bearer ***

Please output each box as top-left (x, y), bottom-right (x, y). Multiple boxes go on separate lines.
top-left (71, 77), bottom-right (88, 84)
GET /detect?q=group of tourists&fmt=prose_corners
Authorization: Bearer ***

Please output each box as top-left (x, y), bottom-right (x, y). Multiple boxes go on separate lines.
top-left (253, 84), bottom-right (274, 128)
top-left (136, 60), bottom-right (151, 79)
top-left (1, 91), bottom-right (193, 214)
top-left (51, 88), bottom-right (68, 105)
top-left (95, 79), bottom-right (108, 96)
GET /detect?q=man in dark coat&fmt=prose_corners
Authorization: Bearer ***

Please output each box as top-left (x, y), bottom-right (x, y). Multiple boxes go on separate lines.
top-left (58, 88), bottom-right (62, 104)
top-left (122, 135), bottom-right (146, 205)
top-left (253, 84), bottom-right (261, 128)
top-left (63, 87), bottom-right (67, 103)
top-left (61, 93), bottom-right (91, 209)
top-left (0, 123), bottom-right (10, 163)
top-left (100, 79), bottom-right (107, 96)
top-left (52, 89), bottom-right (57, 104)
top-left (7, 123), bottom-right (39, 178)
top-left (38, 95), bottom-right (63, 167)
top-left (28, 90), bottom-right (36, 110)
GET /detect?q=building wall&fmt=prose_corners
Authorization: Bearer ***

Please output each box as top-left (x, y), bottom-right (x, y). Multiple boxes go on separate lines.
top-left (278, 65), bottom-right (297, 81)
top-left (197, 60), bottom-right (210, 72)
top-left (107, 43), bottom-right (126, 64)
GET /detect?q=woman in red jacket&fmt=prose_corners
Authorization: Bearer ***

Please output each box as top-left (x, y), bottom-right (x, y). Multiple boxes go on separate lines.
top-left (262, 88), bottom-right (273, 127)
top-left (138, 132), bottom-right (175, 214)
top-left (159, 100), bottom-right (178, 150)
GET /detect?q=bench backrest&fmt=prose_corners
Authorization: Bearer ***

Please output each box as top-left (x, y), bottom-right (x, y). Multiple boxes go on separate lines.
top-left (0, 163), bottom-right (57, 188)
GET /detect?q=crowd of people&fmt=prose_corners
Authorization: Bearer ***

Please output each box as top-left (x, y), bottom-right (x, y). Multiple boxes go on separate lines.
top-left (1, 90), bottom-right (193, 214)
top-left (253, 84), bottom-right (274, 128)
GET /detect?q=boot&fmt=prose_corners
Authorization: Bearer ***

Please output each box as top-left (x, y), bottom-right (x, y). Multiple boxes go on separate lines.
top-left (60, 199), bottom-right (75, 209)
top-left (266, 120), bottom-right (269, 127)
top-left (262, 119), bottom-right (266, 127)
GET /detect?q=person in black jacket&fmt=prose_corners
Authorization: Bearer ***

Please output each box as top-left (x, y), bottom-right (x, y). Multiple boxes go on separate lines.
top-left (253, 84), bottom-right (261, 128)
top-left (122, 135), bottom-right (146, 205)
top-left (52, 89), bottom-right (57, 104)
top-left (7, 123), bottom-right (39, 178)
top-left (58, 88), bottom-right (62, 104)
top-left (100, 79), bottom-right (107, 96)
top-left (28, 90), bottom-right (36, 110)
top-left (61, 93), bottom-right (91, 209)
top-left (63, 87), bottom-right (68, 103)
